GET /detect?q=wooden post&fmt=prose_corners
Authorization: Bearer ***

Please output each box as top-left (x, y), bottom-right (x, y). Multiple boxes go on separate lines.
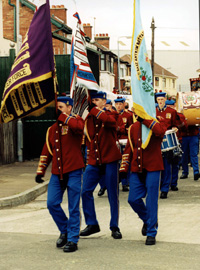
top-left (151, 17), bottom-right (156, 89)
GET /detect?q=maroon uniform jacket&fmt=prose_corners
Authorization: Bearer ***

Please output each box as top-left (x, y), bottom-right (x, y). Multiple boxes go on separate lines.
top-left (118, 110), bottom-right (133, 139)
top-left (181, 125), bottom-right (199, 137)
top-left (37, 114), bottom-right (85, 176)
top-left (176, 112), bottom-right (188, 142)
top-left (120, 119), bottom-right (167, 173)
top-left (156, 105), bottom-right (178, 130)
top-left (85, 107), bottom-right (122, 166)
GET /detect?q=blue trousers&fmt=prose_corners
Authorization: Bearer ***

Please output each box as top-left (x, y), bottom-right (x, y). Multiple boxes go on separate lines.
top-left (128, 171), bottom-right (160, 237)
top-left (99, 174), bottom-right (106, 189)
top-left (82, 162), bottom-right (119, 230)
top-left (160, 153), bottom-right (171, 193)
top-left (181, 135), bottom-right (199, 176)
top-left (47, 169), bottom-right (82, 244)
top-left (171, 163), bottom-right (179, 187)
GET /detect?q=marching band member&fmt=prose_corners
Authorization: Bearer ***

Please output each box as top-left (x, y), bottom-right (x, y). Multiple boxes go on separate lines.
top-left (165, 99), bottom-right (188, 191)
top-left (35, 95), bottom-right (84, 252)
top-left (119, 115), bottom-right (167, 245)
top-left (80, 91), bottom-right (123, 239)
top-left (180, 125), bottom-right (200, 181)
top-left (155, 92), bottom-right (180, 199)
top-left (114, 97), bottom-right (133, 191)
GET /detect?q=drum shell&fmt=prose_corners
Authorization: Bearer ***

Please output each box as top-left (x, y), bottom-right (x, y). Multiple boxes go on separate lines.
top-left (161, 129), bottom-right (179, 152)
top-left (176, 91), bottom-right (200, 126)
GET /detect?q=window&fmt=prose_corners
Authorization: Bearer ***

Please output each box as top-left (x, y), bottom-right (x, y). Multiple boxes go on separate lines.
top-left (162, 78), bottom-right (166, 87)
top-left (172, 79), bottom-right (175, 88)
top-left (101, 53), bottom-right (114, 73)
top-left (110, 57), bottom-right (114, 73)
top-left (106, 54), bottom-right (110, 71)
top-left (100, 54), bottom-right (105, 71)
top-left (155, 77), bottom-right (159, 87)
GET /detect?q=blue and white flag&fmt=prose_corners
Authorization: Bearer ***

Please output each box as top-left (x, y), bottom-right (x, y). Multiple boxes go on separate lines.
top-left (131, 0), bottom-right (157, 148)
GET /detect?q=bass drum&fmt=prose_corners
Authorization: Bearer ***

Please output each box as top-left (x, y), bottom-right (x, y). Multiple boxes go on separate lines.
top-left (176, 91), bottom-right (200, 126)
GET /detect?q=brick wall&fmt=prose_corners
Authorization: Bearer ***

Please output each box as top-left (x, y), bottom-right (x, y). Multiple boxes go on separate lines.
top-left (83, 23), bottom-right (92, 39)
top-left (94, 33), bottom-right (110, 49)
top-left (2, 1), bottom-right (68, 54)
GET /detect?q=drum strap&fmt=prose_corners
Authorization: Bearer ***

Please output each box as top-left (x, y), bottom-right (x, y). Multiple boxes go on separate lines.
top-left (128, 125), bottom-right (134, 153)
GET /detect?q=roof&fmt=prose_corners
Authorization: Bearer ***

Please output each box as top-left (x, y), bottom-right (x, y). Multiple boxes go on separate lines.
top-left (92, 41), bottom-right (118, 58)
top-left (120, 54), bottom-right (177, 78)
top-left (151, 61), bottom-right (177, 78)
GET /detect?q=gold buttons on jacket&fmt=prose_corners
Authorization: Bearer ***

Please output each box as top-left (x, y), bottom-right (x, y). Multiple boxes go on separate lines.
top-left (56, 149), bottom-right (59, 152)
top-left (95, 149), bottom-right (98, 152)
top-left (56, 139), bottom-right (58, 142)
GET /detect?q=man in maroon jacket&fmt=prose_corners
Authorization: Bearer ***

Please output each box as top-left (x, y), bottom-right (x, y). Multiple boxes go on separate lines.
top-left (119, 116), bottom-right (167, 245)
top-left (156, 92), bottom-right (180, 199)
top-left (114, 97), bottom-right (133, 191)
top-left (35, 95), bottom-right (84, 252)
top-left (80, 91), bottom-right (123, 239)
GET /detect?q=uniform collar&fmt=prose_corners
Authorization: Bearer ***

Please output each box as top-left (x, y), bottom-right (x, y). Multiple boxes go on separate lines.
top-left (157, 105), bottom-right (167, 112)
top-left (119, 109), bottom-right (124, 114)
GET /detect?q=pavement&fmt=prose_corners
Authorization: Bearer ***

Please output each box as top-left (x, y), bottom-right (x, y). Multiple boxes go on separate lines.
top-left (0, 159), bottom-right (51, 209)
top-left (0, 159), bottom-right (200, 269)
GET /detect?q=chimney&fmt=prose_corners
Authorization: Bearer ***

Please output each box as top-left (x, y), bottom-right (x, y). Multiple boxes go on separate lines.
top-left (94, 33), bottom-right (110, 49)
top-left (50, 5), bottom-right (67, 24)
top-left (83, 23), bottom-right (92, 40)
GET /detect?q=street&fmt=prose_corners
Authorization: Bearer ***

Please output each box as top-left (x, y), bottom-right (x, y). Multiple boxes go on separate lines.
top-left (0, 169), bottom-right (200, 270)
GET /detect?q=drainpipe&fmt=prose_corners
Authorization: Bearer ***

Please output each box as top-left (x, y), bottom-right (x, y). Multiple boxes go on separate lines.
top-left (16, 0), bottom-right (23, 162)
top-left (8, 0), bottom-right (17, 42)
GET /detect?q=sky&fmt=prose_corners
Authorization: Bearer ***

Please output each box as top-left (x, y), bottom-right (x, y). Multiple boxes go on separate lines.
top-left (32, 0), bottom-right (199, 51)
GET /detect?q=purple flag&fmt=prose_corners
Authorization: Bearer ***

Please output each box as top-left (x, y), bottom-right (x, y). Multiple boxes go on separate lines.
top-left (0, 0), bottom-right (55, 123)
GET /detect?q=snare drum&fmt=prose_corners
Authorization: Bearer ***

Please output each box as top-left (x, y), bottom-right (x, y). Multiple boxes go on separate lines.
top-left (176, 91), bottom-right (200, 126)
top-left (119, 139), bottom-right (128, 154)
top-left (161, 130), bottom-right (179, 152)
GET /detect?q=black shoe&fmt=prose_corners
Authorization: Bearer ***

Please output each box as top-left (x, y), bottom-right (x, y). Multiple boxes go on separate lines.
top-left (160, 192), bottom-right (167, 199)
top-left (142, 223), bottom-right (147, 236)
top-left (180, 174), bottom-right (188, 179)
top-left (63, 242), bottom-right (78, 252)
top-left (145, 236), bottom-right (156, 245)
top-left (56, 233), bottom-right (68, 248)
top-left (122, 185), bottom-right (129, 192)
top-left (194, 174), bottom-right (199, 181)
top-left (171, 186), bottom-right (178, 191)
top-left (80, 225), bottom-right (100, 236)
top-left (111, 227), bottom-right (122, 239)
top-left (98, 188), bottom-right (106, 196)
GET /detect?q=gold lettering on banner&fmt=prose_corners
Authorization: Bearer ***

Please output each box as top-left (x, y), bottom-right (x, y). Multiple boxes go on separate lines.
top-left (18, 86), bottom-right (31, 112)
top-left (11, 51), bottom-right (30, 71)
top-left (5, 63), bottom-right (32, 92)
top-left (23, 32), bottom-right (28, 44)
top-left (25, 84), bottom-right (38, 108)
top-left (10, 90), bottom-right (24, 116)
top-left (17, 42), bottom-right (29, 57)
top-left (34, 82), bottom-right (46, 104)
top-left (1, 105), bottom-right (14, 123)
top-left (134, 30), bottom-right (144, 80)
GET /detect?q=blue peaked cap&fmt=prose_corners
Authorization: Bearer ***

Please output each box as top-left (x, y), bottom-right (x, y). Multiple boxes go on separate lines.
top-left (57, 96), bottom-right (73, 106)
top-left (106, 99), bottom-right (112, 105)
top-left (90, 90), bottom-right (107, 100)
top-left (166, 99), bottom-right (175, 105)
top-left (114, 97), bottom-right (125, 103)
top-left (155, 92), bottom-right (166, 98)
